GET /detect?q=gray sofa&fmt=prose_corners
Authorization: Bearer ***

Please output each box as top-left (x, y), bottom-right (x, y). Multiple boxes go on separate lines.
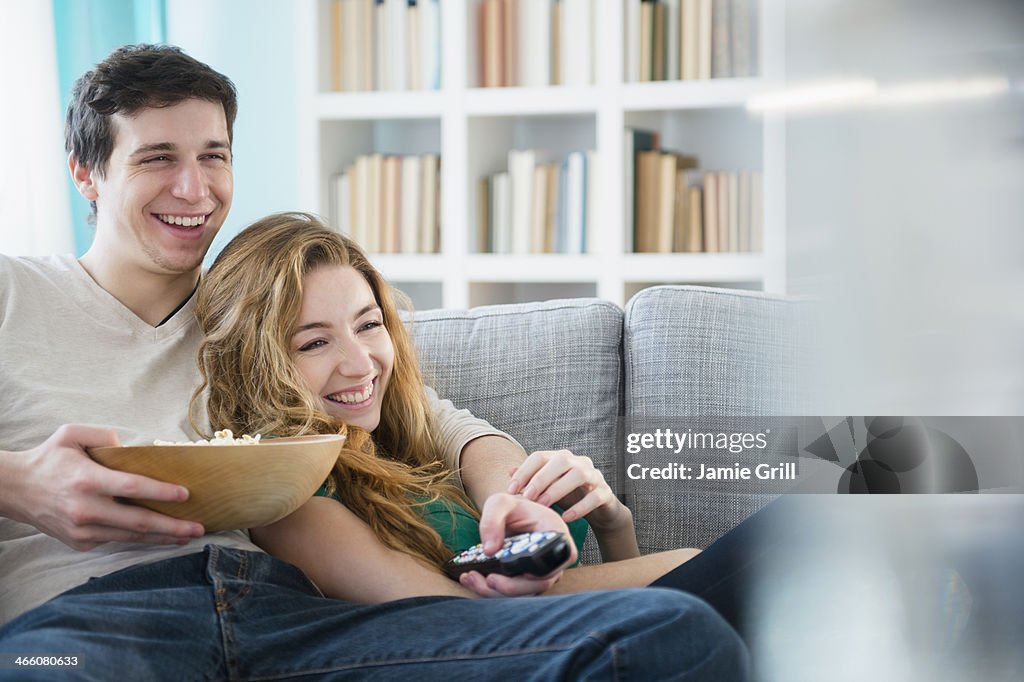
top-left (408, 285), bottom-right (813, 564)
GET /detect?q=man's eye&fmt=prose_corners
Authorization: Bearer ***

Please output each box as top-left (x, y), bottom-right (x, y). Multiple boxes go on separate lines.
top-left (143, 155), bottom-right (171, 163)
top-left (298, 339), bottom-right (326, 352)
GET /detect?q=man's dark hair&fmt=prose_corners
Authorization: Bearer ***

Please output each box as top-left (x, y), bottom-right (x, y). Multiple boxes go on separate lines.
top-left (65, 44), bottom-right (238, 180)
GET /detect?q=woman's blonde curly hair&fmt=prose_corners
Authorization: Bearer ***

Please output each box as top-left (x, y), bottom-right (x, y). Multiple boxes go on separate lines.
top-left (191, 212), bottom-right (475, 569)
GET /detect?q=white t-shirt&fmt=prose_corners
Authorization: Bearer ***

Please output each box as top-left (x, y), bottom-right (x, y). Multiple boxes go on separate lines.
top-left (0, 254), bottom-right (504, 625)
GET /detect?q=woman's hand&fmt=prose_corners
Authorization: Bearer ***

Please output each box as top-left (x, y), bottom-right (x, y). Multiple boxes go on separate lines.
top-left (507, 449), bottom-right (632, 534)
top-left (458, 493), bottom-right (576, 597)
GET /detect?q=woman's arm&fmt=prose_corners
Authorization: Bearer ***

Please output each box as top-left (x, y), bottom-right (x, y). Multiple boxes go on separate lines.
top-left (423, 385), bottom-right (526, 507)
top-left (252, 497), bottom-right (472, 603)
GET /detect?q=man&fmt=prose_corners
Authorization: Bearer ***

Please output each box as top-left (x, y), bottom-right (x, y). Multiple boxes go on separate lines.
top-left (0, 45), bottom-right (746, 679)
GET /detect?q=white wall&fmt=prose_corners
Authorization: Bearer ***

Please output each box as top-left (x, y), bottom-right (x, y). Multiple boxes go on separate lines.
top-left (166, 0), bottom-right (300, 265)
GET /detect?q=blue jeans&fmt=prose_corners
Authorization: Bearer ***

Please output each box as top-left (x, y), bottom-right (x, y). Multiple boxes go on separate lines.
top-left (0, 545), bottom-right (748, 681)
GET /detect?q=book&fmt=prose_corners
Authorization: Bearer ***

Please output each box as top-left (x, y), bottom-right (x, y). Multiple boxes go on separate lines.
top-left (544, 163), bottom-right (559, 252)
top-left (400, 155), bottom-right (421, 253)
top-left (639, 0), bottom-right (652, 82)
top-left (727, 170), bottom-right (739, 253)
top-left (477, 176), bottom-right (491, 252)
top-left (383, 155), bottom-right (402, 253)
top-left (711, 0), bottom-right (731, 78)
top-left (530, 163), bottom-right (548, 253)
top-left (625, 0), bottom-right (641, 83)
top-left (388, 0), bottom-right (407, 91)
top-left (585, 150), bottom-right (598, 253)
top-left (686, 184), bottom-right (703, 252)
top-left (503, 0), bottom-right (517, 86)
top-left (407, 2), bottom-right (421, 90)
top-left (331, 0), bottom-right (343, 91)
top-left (376, 0), bottom-right (389, 89)
top-left (420, 0), bottom-right (440, 89)
top-left (652, 0), bottom-right (666, 82)
top-left (655, 153), bottom-right (678, 252)
top-left (730, 0), bottom-right (753, 78)
top-left (331, 171), bottom-right (350, 235)
top-left (697, 0), bottom-right (712, 79)
top-left (565, 151), bottom-right (586, 254)
top-left (623, 127), bottom-right (660, 253)
top-left (341, 0), bottom-right (361, 90)
top-left (353, 155), bottom-right (371, 249)
top-left (635, 150), bottom-right (661, 252)
top-left (551, 0), bottom-right (562, 84)
top-left (738, 169), bottom-right (751, 252)
top-left (717, 168), bottom-right (730, 251)
top-left (702, 171), bottom-right (718, 252)
top-left (419, 154), bottom-right (439, 253)
top-left (680, 0), bottom-right (699, 80)
top-left (492, 171), bottom-right (512, 253)
top-left (519, 0), bottom-right (551, 87)
top-left (482, 0), bottom-right (503, 87)
top-left (672, 169), bottom-right (687, 252)
top-left (554, 160), bottom-right (567, 252)
top-left (664, 0), bottom-right (680, 81)
top-left (561, 0), bottom-right (593, 85)
top-left (508, 149), bottom-right (536, 254)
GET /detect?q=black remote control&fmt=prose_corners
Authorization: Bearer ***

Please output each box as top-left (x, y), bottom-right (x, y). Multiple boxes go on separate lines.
top-left (443, 531), bottom-right (571, 580)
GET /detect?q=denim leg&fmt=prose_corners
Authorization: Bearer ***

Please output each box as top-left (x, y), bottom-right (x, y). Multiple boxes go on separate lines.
top-left (1, 546), bottom-right (748, 681)
top-left (0, 551), bottom-right (225, 681)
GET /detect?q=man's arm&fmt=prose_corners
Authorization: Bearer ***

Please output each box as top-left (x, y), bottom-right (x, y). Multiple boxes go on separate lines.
top-left (0, 425), bottom-right (205, 550)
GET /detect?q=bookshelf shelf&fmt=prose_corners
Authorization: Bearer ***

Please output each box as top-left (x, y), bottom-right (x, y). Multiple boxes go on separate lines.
top-left (621, 253), bottom-right (764, 282)
top-left (621, 78), bottom-right (768, 111)
top-left (464, 86), bottom-right (602, 115)
top-left (316, 92), bottom-right (448, 119)
top-left (297, 0), bottom-right (785, 309)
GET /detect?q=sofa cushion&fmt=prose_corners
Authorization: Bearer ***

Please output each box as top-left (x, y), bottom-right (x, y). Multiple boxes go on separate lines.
top-left (406, 298), bottom-right (624, 565)
top-left (623, 285), bottom-right (813, 554)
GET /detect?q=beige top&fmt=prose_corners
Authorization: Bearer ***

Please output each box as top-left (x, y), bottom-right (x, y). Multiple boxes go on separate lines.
top-left (0, 254), bottom-right (508, 625)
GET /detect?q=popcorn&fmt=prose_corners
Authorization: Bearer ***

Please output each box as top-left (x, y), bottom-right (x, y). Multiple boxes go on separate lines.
top-left (154, 429), bottom-right (262, 446)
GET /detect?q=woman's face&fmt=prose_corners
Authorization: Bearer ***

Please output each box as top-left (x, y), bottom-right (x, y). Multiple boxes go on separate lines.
top-left (290, 265), bottom-right (394, 433)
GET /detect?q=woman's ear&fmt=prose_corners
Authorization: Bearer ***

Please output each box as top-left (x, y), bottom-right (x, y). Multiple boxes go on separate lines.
top-left (68, 154), bottom-right (99, 201)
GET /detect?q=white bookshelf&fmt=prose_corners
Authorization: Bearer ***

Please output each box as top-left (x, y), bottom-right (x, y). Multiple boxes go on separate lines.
top-left (296, 0), bottom-right (786, 309)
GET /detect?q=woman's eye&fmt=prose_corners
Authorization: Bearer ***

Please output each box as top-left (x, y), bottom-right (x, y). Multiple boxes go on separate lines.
top-left (298, 339), bottom-right (326, 352)
top-left (359, 321), bottom-right (383, 333)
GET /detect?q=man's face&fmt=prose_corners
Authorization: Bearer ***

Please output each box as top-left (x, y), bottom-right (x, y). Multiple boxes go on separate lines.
top-left (77, 98), bottom-right (233, 275)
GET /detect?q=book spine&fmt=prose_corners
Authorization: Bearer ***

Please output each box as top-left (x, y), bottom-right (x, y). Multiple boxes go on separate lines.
top-left (400, 155), bottom-right (421, 253)
top-left (710, 0), bottom-right (731, 78)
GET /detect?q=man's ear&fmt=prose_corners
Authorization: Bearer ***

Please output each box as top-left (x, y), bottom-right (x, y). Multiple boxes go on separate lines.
top-left (68, 154), bottom-right (99, 201)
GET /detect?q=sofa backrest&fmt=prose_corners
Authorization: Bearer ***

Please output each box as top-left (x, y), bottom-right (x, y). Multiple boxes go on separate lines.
top-left (407, 286), bottom-right (812, 563)
top-left (624, 285), bottom-right (813, 553)
top-left (407, 298), bottom-right (623, 563)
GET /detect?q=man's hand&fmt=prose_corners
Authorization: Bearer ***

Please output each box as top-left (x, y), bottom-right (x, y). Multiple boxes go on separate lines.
top-left (1, 425), bottom-right (205, 550)
top-left (457, 493), bottom-right (577, 597)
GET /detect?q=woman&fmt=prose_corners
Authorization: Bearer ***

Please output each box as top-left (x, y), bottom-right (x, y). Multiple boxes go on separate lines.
top-left (192, 212), bottom-right (707, 601)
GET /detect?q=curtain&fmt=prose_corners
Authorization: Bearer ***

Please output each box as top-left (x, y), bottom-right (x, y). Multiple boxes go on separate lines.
top-left (52, 0), bottom-right (167, 256)
top-left (0, 2), bottom-right (73, 256)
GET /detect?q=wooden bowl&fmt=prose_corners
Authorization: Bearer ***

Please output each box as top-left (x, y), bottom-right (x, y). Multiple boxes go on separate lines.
top-left (87, 435), bottom-right (344, 533)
